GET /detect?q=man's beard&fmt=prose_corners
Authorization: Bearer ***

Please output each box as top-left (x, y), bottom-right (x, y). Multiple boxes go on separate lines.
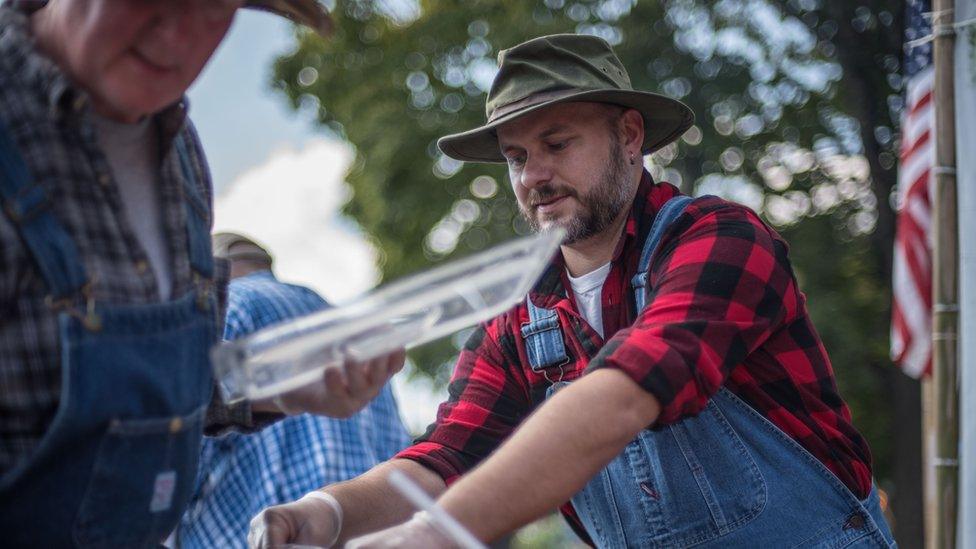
top-left (520, 135), bottom-right (632, 245)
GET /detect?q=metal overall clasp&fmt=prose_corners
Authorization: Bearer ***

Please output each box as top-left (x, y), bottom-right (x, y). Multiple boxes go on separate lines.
top-left (541, 356), bottom-right (569, 386)
top-left (45, 280), bottom-right (101, 332)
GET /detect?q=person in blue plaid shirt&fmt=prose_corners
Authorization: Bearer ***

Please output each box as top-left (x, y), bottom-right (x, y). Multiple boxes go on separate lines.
top-left (178, 233), bottom-right (412, 548)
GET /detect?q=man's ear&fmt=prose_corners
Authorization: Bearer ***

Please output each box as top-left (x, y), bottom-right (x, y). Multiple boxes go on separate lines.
top-left (620, 108), bottom-right (645, 153)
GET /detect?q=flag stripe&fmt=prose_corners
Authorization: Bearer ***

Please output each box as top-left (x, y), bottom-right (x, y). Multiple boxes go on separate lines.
top-left (891, 0), bottom-right (934, 378)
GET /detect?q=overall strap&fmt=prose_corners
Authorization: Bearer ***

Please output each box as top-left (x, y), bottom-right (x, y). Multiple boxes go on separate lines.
top-left (520, 296), bottom-right (569, 373)
top-left (0, 117), bottom-right (88, 299)
top-left (631, 195), bottom-right (694, 313)
top-left (172, 133), bottom-right (213, 279)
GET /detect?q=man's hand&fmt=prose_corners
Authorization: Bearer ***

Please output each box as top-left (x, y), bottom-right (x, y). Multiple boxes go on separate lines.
top-left (344, 512), bottom-right (456, 549)
top-left (253, 349), bottom-right (406, 418)
top-left (248, 491), bottom-right (342, 548)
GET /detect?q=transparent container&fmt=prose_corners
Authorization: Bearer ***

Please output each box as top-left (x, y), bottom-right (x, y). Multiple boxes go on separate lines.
top-left (213, 229), bottom-right (564, 402)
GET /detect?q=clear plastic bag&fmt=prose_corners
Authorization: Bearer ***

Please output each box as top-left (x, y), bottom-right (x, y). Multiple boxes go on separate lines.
top-left (213, 229), bottom-right (564, 402)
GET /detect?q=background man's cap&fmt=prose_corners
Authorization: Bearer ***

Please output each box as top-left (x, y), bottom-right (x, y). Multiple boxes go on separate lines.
top-left (437, 33), bottom-right (695, 163)
top-left (245, 0), bottom-right (333, 36)
top-left (213, 232), bottom-right (274, 265)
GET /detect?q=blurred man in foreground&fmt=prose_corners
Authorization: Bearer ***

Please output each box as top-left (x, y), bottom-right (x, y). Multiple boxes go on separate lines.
top-left (179, 233), bottom-right (411, 548)
top-left (250, 34), bottom-right (895, 548)
top-left (0, 1), bottom-right (402, 546)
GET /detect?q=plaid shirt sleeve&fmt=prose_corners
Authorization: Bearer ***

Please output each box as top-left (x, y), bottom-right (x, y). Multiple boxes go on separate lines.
top-left (395, 320), bottom-right (533, 483)
top-left (587, 199), bottom-right (797, 425)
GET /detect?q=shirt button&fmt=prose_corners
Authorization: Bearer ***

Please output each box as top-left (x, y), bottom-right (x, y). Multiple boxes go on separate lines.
top-left (134, 260), bottom-right (149, 274)
top-left (169, 417), bottom-right (183, 433)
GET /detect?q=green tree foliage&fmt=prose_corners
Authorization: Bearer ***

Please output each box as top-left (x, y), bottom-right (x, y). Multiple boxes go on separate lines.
top-left (272, 1), bottom-right (920, 544)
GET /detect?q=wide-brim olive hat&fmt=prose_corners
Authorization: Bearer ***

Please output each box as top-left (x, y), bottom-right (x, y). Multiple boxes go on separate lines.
top-left (438, 34), bottom-right (694, 163)
top-left (245, 0), bottom-right (332, 36)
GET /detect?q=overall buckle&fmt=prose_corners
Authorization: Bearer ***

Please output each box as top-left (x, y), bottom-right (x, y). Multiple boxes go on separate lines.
top-left (45, 280), bottom-right (101, 332)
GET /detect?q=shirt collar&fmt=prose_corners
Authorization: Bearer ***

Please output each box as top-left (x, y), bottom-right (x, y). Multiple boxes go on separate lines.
top-left (236, 269), bottom-right (277, 283)
top-left (0, 5), bottom-right (76, 118)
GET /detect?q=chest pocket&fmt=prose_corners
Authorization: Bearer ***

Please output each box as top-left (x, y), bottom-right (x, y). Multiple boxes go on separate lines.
top-left (543, 379), bottom-right (766, 548)
top-left (607, 396), bottom-right (767, 547)
top-left (645, 395), bottom-right (767, 541)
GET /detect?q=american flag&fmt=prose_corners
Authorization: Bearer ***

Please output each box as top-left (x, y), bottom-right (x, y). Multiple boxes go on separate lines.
top-left (891, 0), bottom-right (935, 378)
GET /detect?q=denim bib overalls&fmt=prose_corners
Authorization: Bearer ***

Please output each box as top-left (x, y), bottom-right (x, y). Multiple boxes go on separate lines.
top-left (521, 196), bottom-right (897, 548)
top-left (0, 120), bottom-right (218, 547)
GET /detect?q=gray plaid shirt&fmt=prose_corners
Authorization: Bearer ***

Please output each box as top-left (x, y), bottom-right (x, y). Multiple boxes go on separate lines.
top-left (0, 5), bottom-right (265, 474)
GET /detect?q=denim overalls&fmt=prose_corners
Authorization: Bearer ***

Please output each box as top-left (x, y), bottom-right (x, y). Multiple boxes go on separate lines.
top-left (0, 120), bottom-right (218, 547)
top-left (522, 196), bottom-right (897, 548)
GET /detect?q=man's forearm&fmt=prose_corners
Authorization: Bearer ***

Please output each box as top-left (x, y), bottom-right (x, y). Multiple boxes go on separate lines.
top-left (327, 458), bottom-right (447, 544)
top-left (437, 369), bottom-right (661, 542)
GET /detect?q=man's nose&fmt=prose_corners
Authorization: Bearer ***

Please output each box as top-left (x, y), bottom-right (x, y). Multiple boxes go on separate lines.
top-left (147, 7), bottom-right (196, 53)
top-left (151, 0), bottom-right (224, 47)
top-left (519, 153), bottom-right (554, 191)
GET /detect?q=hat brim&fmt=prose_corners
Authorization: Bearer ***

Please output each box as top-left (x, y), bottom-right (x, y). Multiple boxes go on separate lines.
top-left (245, 0), bottom-right (333, 36)
top-left (438, 89), bottom-right (694, 163)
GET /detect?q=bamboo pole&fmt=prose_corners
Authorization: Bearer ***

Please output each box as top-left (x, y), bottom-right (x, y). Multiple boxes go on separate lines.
top-left (923, 378), bottom-right (937, 549)
top-left (930, 0), bottom-right (960, 547)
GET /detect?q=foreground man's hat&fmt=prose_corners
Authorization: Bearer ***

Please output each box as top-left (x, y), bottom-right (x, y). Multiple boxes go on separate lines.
top-left (438, 34), bottom-right (695, 163)
top-left (246, 0), bottom-right (332, 36)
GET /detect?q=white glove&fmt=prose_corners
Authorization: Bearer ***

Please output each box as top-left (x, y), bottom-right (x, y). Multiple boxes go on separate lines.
top-left (344, 511), bottom-right (458, 549)
top-left (248, 491), bottom-right (343, 548)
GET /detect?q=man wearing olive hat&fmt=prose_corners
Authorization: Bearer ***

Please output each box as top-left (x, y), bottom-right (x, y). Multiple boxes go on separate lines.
top-left (250, 34), bottom-right (896, 548)
top-left (0, 1), bottom-right (404, 546)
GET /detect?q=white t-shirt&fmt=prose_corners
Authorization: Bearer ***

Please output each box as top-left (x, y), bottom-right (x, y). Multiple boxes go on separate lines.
top-left (567, 262), bottom-right (612, 338)
top-left (92, 114), bottom-right (172, 300)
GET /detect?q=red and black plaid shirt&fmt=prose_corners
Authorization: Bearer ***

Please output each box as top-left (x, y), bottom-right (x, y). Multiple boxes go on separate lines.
top-left (397, 174), bottom-right (873, 532)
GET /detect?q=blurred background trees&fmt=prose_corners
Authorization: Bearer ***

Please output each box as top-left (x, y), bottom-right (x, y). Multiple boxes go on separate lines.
top-left (272, 0), bottom-right (922, 545)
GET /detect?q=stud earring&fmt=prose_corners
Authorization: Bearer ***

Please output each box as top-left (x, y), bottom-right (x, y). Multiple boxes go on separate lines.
top-left (629, 153), bottom-right (636, 166)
